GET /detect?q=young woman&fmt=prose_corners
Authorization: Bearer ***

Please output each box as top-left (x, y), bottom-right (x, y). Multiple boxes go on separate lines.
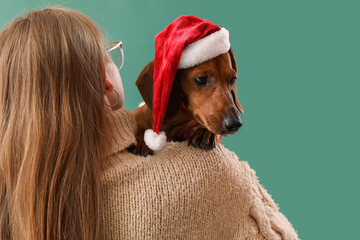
top-left (0, 8), bottom-right (298, 240)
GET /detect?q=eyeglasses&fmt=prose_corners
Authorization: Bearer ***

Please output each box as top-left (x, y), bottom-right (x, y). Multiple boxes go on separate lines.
top-left (106, 41), bottom-right (124, 70)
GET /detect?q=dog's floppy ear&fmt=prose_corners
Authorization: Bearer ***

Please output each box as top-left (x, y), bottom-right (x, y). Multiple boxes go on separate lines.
top-left (136, 60), bottom-right (155, 110)
top-left (135, 60), bottom-right (184, 120)
top-left (228, 48), bottom-right (244, 114)
top-left (164, 71), bottom-right (185, 120)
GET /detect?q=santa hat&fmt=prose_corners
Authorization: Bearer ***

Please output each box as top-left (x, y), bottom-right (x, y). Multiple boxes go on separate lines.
top-left (144, 15), bottom-right (231, 151)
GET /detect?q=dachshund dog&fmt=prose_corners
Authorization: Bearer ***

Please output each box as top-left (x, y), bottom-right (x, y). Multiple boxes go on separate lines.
top-left (129, 49), bottom-right (244, 156)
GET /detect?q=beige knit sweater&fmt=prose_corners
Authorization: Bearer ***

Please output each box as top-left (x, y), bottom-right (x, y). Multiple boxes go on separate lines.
top-left (100, 108), bottom-right (299, 240)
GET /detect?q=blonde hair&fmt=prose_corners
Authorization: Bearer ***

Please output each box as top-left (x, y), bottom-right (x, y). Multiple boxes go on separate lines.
top-left (0, 8), bottom-right (106, 239)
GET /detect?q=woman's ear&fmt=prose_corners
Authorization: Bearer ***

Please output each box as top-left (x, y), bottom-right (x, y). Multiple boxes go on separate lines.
top-left (100, 60), bottom-right (113, 92)
top-left (105, 74), bottom-right (114, 92)
top-left (103, 52), bottom-right (125, 109)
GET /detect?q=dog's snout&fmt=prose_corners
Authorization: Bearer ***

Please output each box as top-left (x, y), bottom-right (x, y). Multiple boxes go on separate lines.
top-left (223, 116), bottom-right (242, 132)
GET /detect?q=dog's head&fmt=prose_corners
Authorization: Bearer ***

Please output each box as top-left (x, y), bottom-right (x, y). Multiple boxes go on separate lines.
top-left (136, 49), bottom-right (244, 135)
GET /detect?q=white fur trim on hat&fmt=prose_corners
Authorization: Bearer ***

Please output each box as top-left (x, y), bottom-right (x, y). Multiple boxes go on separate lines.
top-left (178, 28), bottom-right (230, 69)
top-left (144, 129), bottom-right (167, 151)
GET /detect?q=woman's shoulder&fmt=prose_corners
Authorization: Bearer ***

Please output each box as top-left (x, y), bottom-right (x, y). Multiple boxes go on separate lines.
top-left (102, 140), bottom-right (252, 185)
top-left (159, 141), bottom-right (251, 171)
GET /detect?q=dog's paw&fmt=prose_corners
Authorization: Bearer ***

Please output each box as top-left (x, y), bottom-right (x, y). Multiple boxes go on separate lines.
top-left (187, 128), bottom-right (217, 150)
top-left (127, 142), bottom-right (154, 157)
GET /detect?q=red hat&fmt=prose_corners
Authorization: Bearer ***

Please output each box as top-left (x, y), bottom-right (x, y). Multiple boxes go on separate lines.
top-left (144, 15), bottom-right (231, 151)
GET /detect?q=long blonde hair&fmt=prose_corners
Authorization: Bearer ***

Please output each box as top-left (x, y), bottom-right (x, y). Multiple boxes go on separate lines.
top-left (0, 8), bottom-right (106, 239)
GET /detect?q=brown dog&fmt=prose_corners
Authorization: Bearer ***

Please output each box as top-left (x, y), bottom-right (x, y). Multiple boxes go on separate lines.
top-left (129, 49), bottom-right (244, 156)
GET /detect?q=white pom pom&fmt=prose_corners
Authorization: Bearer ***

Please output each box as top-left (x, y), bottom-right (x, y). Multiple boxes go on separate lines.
top-left (144, 129), bottom-right (167, 151)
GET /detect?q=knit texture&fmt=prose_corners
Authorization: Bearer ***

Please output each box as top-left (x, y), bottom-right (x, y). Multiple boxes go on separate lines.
top-left (100, 108), bottom-right (299, 240)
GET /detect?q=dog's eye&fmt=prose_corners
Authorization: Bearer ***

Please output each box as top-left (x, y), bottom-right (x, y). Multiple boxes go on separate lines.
top-left (193, 76), bottom-right (209, 86)
top-left (229, 77), bottom-right (237, 86)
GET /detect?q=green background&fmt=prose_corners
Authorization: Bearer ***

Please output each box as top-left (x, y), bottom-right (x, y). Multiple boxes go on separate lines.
top-left (1, 0), bottom-right (359, 239)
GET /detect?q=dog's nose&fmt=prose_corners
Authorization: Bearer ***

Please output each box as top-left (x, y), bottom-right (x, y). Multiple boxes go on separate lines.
top-left (223, 117), bottom-right (242, 132)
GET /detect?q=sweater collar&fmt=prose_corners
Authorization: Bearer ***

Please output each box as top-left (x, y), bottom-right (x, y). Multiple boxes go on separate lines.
top-left (102, 108), bottom-right (137, 157)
